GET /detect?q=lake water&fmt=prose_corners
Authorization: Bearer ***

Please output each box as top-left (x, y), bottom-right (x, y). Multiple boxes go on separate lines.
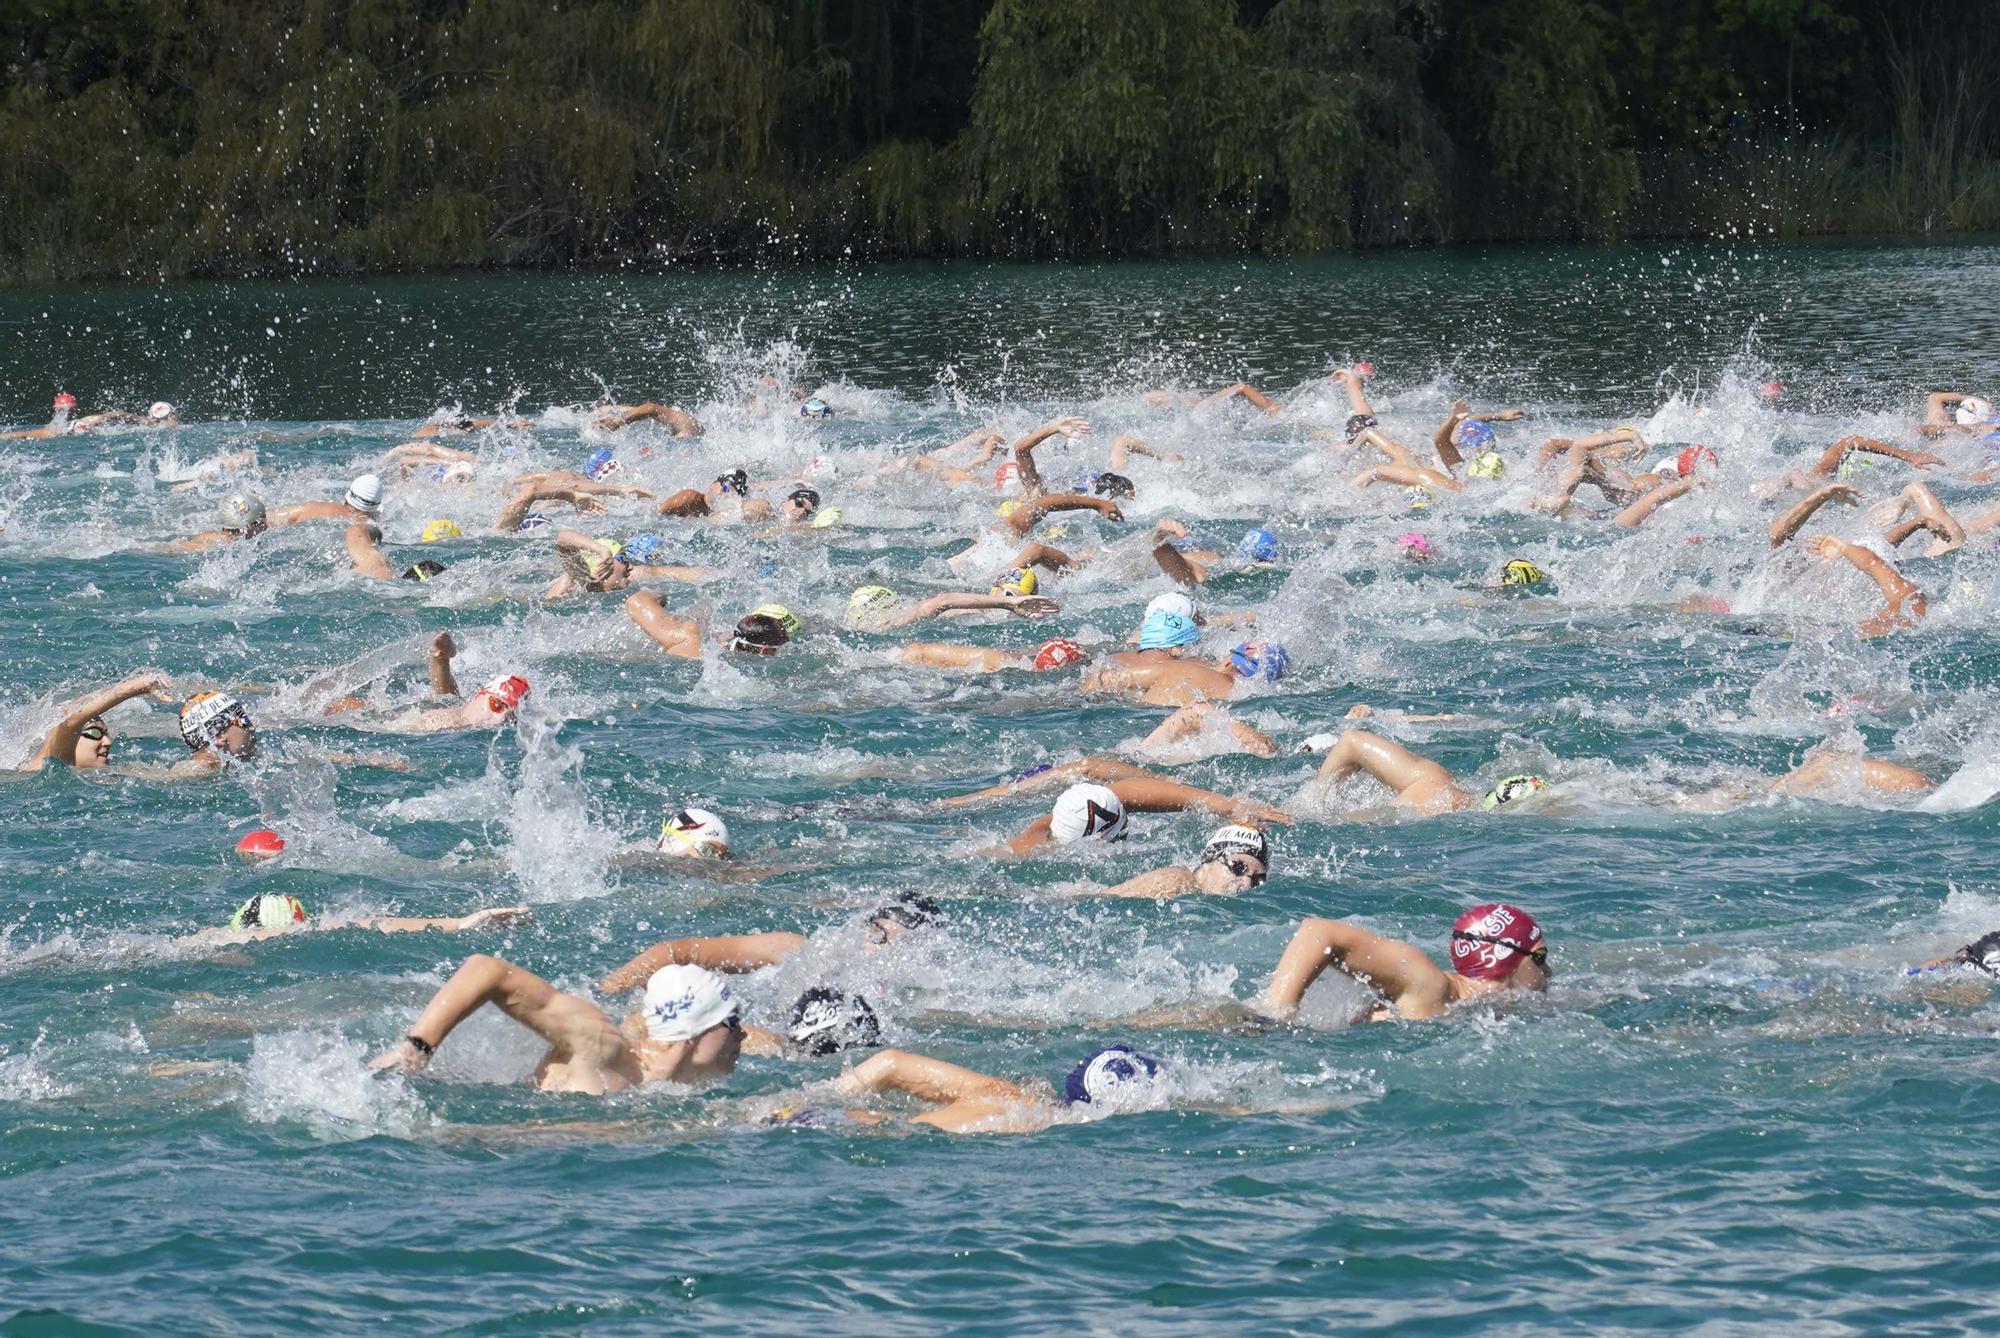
top-left (4, 242), bottom-right (2000, 1332)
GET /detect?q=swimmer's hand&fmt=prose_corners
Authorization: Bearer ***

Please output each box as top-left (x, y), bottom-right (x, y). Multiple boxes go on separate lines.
top-left (368, 1038), bottom-right (432, 1074)
top-left (459, 906), bottom-right (534, 930)
top-left (1049, 415), bottom-right (1091, 441)
top-left (1002, 593), bottom-right (1060, 619)
top-left (1229, 799), bottom-right (1293, 826)
top-left (1804, 535), bottom-right (1849, 562)
top-left (1152, 517), bottom-right (1189, 541)
top-left (1092, 499), bottom-right (1124, 521)
top-left (1297, 731), bottom-right (1343, 753)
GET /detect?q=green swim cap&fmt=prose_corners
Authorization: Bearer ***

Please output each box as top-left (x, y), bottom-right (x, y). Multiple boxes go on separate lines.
top-left (1468, 451), bottom-right (1506, 480)
top-left (1502, 558), bottom-right (1545, 586)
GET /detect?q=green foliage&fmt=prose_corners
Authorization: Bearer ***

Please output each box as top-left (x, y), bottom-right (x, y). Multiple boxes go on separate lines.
top-left (0, 0), bottom-right (1994, 279)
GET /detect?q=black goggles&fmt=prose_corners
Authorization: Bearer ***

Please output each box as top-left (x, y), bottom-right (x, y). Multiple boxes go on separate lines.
top-left (1453, 931), bottom-right (1548, 969)
top-left (79, 721), bottom-right (110, 741)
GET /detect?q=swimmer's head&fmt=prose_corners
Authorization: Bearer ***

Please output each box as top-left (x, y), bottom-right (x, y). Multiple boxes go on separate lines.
top-left (148, 401), bottom-right (175, 422)
top-left (809, 505), bottom-right (843, 529)
top-left (1229, 639), bottom-right (1290, 683)
top-left (217, 493), bottom-right (267, 536)
top-left (787, 987), bottom-right (882, 1056)
top-left (1138, 609), bottom-right (1200, 651)
top-left (1196, 823), bottom-right (1269, 891)
top-left (53, 392), bottom-right (76, 413)
top-left (1344, 412), bottom-right (1378, 444)
top-left (400, 559), bottom-right (447, 582)
top-left (1649, 456), bottom-right (1681, 478)
top-left (1953, 930), bottom-right (2000, 978)
top-left (1956, 395), bottom-right (1995, 426)
top-left (868, 892), bottom-right (944, 944)
top-left (1092, 471), bottom-right (1136, 500)
top-left (1236, 528), bottom-right (1280, 566)
top-left (1145, 591), bottom-right (1196, 623)
top-left (750, 603), bottom-right (802, 637)
top-left (1467, 450), bottom-right (1506, 480)
top-left (729, 612), bottom-right (790, 656)
top-left (430, 460), bottom-right (476, 485)
top-left (621, 532), bottom-right (665, 565)
top-left (1034, 637), bottom-right (1088, 670)
top-left (583, 447), bottom-right (622, 481)
top-left (1480, 773), bottom-right (1547, 810)
top-left (1501, 558), bottom-right (1545, 587)
top-left (1062, 1045), bottom-right (1162, 1106)
top-left (227, 893), bottom-right (308, 933)
top-left (234, 829), bottom-right (286, 861)
top-left (474, 674), bottom-right (530, 717)
top-left (847, 585), bottom-right (899, 629)
top-left (1759, 379), bottom-right (1784, 402)
top-left (1395, 531), bottom-right (1432, 560)
top-left (1677, 444), bottom-right (1719, 477)
top-left (989, 567), bottom-right (1037, 597)
top-left (516, 512), bottom-right (553, 532)
top-left (992, 460), bottom-right (1018, 489)
top-left (179, 690), bottom-right (254, 756)
top-left (641, 964), bottom-right (740, 1044)
top-left (713, 468), bottom-right (749, 497)
top-left (800, 397), bottom-right (833, 419)
top-left (345, 473), bottom-right (384, 515)
top-left (1050, 782), bottom-right (1128, 844)
top-left (1404, 487), bottom-right (1433, 513)
top-left (658, 806), bottom-right (731, 858)
top-left (420, 519), bottom-right (461, 543)
top-left (71, 714), bottom-right (114, 767)
top-left (1836, 454), bottom-right (1879, 481)
top-left (782, 487), bottom-right (821, 523)
top-left (995, 499), bottom-right (1023, 520)
top-left (567, 542), bottom-right (626, 588)
top-left (1449, 902), bottom-right (1548, 986)
top-left (1453, 418), bottom-right (1496, 454)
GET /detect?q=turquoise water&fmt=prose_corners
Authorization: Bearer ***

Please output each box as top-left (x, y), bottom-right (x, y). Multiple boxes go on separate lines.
top-left (5, 243), bottom-right (2000, 1332)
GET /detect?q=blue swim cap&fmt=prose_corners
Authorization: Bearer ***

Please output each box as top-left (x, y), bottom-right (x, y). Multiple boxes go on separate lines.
top-left (1230, 640), bottom-right (1289, 682)
top-left (1138, 610), bottom-right (1200, 650)
top-left (1063, 1045), bottom-right (1162, 1105)
top-left (517, 512), bottom-right (553, 532)
top-left (584, 447), bottom-right (620, 481)
top-left (1236, 528), bottom-right (1279, 564)
top-left (624, 533), bottom-right (665, 565)
top-left (801, 398), bottom-right (833, 419)
top-left (1452, 418), bottom-right (1496, 453)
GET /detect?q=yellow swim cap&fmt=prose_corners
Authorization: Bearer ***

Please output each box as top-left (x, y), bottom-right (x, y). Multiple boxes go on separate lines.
top-left (1468, 451), bottom-right (1505, 480)
top-left (420, 519), bottom-right (462, 543)
top-left (1502, 558), bottom-right (1545, 586)
top-left (752, 603), bottom-right (802, 636)
top-left (810, 506), bottom-right (844, 529)
top-left (848, 585), bottom-right (898, 628)
top-left (990, 568), bottom-right (1037, 596)
top-left (996, 500), bottom-right (1022, 519)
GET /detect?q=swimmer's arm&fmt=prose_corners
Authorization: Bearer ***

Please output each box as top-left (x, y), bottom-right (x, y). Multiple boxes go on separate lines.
top-left (740, 1025), bottom-right (786, 1057)
top-left (994, 815), bottom-right (1056, 856)
top-left (1332, 366), bottom-right (1374, 417)
top-left (1263, 917), bottom-right (1452, 1020)
top-left (1109, 777), bottom-right (1292, 826)
top-left (161, 530), bottom-right (238, 554)
top-left (1098, 866), bottom-right (1203, 899)
top-left (1142, 703), bottom-right (1279, 758)
top-left (892, 592), bottom-right (1059, 627)
top-left (1011, 542), bottom-right (1081, 572)
top-left (349, 907), bottom-right (534, 934)
top-left (1923, 391), bottom-right (1966, 425)
top-left (1010, 417), bottom-right (1088, 499)
top-left (31, 672), bottom-right (174, 769)
top-left (1805, 537), bottom-right (1927, 633)
top-left (267, 501), bottom-right (353, 528)
top-left (597, 932), bottom-right (808, 994)
top-left (1612, 476), bottom-right (1696, 528)
top-left (1152, 536), bottom-right (1208, 586)
top-left (344, 523), bottom-right (397, 580)
top-left (624, 592), bottom-right (704, 658)
top-left (1807, 435), bottom-right (1946, 477)
top-left (898, 643), bottom-right (1015, 673)
top-left (838, 1048), bottom-right (1035, 1107)
top-left (1194, 383), bottom-right (1279, 415)
top-left (1768, 483), bottom-right (1860, 547)
top-left (370, 954), bottom-right (617, 1076)
top-left (1432, 406), bottom-right (1468, 470)
top-left (1351, 463), bottom-right (1463, 493)
top-left (1110, 433), bottom-right (1179, 466)
top-left (1356, 427), bottom-right (1416, 469)
top-left (1005, 494), bottom-right (1120, 536)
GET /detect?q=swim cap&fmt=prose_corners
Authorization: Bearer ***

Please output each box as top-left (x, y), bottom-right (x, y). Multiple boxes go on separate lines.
top-left (1956, 396), bottom-right (1995, 426)
top-left (1835, 455), bottom-right (1878, 481)
top-left (870, 892), bottom-right (944, 932)
top-left (53, 392), bottom-right (76, 411)
top-left (622, 532), bottom-right (665, 565)
top-left (1034, 637), bottom-right (1087, 670)
top-left (847, 585), bottom-right (898, 628)
top-left (475, 674), bottom-right (530, 714)
top-left (1353, 361), bottom-right (1375, 378)
top-left (516, 512), bottom-right (552, 532)
top-left (1405, 488), bottom-right (1433, 511)
top-left (420, 519), bottom-right (461, 543)
top-left (1062, 1045), bottom-right (1162, 1105)
top-left (1050, 783), bottom-right (1128, 844)
top-left (1138, 610), bottom-right (1200, 651)
top-left (1395, 531), bottom-right (1432, 559)
top-left (234, 829), bottom-right (286, 861)
top-left (1677, 444), bottom-right (1719, 477)
top-left (1092, 472), bottom-right (1136, 500)
top-left (1759, 379), bottom-right (1784, 401)
top-left (1468, 451), bottom-right (1505, 480)
top-left (1145, 591), bottom-right (1196, 623)
top-left (1199, 823), bottom-right (1269, 867)
top-left (583, 447), bottom-right (621, 480)
top-left (1229, 640), bottom-right (1289, 682)
top-left (713, 468), bottom-right (749, 497)
top-left (996, 499), bottom-right (1023, 519)
top-left (993, 460), bottom-right (1018, 488)
top-left (148, 401), bottom-right (174, 421)
top-left (787, 988), bottom-right (882, 1056)
top-left (641, 965), bottom-right (739, 1043)
top-left (800, 397), bottom-right (833, 419)
top-left (217, 494), bottom-right (266, 533)
top-left (1449, 903), bottom-right (1545, 979)
top-left (751, 603), bottom-right (802, 637)
top-left (432, 461), bottom-right (476, 485)
top-left (1649, 456), bottom-right (1680, 477)
top-left (659, 806), bottom-right (731, 856)
top-left (227, 893), bottom-right (308, 932)
top-left (729, 613), bottom-right (789, 656)
top-left (786, 486), bottom-right (821, 515)
top-left (1236, 529), bottom-right (1279, 564)
top-left (179, 691), bottom-right (246, 750)
top-left (1453, 418), bottom-right (1496, 453)
top-left (810, 506), bottom-right (844, 528)
top-left (1501, 558), bottom-right (1545, 586)
top-left (990, 567), bottom-right (1037, 596)
top-left (401, 559), bottom-right (447, 581)
top-left (1955, 930), bottom-right (2000, 978)
top-left (1480, 773), bottom-right (1547, 809)
top-left (345, 473), bottom-right (384, 514)
top-left (1344, 412), bottom-right (1378, 443)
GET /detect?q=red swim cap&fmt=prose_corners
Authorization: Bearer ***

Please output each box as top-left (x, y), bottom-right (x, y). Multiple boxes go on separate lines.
top-left (478, 674), bottom-right (530, 711)
top-left (993, 460), bottom-right (1017, 487)
top-left (1449, 903), bottom-right (1543, 979)
top-left (1354, 361), bottom-right (1375, 378)
top-left (1034, 638), bottom-right (1087, 670)
top-left (54, 392), bottom-right (76, 410)
top-left (1677, 444), bottom-right (1718, 477)
top-left (235, 829), bottom-right (286, 860)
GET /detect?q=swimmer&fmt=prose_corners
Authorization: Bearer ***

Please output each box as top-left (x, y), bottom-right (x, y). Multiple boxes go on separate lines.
top-left (1770, 747), bottom-right (1934, 798)
top-left (186, 893), bottom-right (532, 944)
top-left (368, 958), bottom-right (741, 1094)
top-left (493, 475), bottom-right (640, 532)
top-left (1431, 399), bottom-right (1524, 472)
top-left (1137, 701), bottom-right (1280, 758)
top-left (266, 473), bottom-right (387, 529)
top-left (904, 428), bottom-right (1010, 486)
top-left (1914, 930), bottom-right (2000, 975)
top-left (326, 633), bottom-right (533, 733)
top-left (829, 1044), bottom-right (1165, 1134)
top-left (1, 391), bottom-right (78, 439)
top-left (1098, 822), bottom-right (1272, 898)
top-left (1307, 729), bottom-right (1546, 815)
top-left (19, 671), bottom-right (174, 771)
top-left (1754, 436), bottom-right (1947, 498)
top-left (598, 893), bottom-right (946, 993)
top-left (624, 591), bottom-right (797, 658)
top-left (1144, 382), bottom-right (1282, 415)
top-left (997, 776), bottom-right (1290, 855)
top-left (1919, 390), bottom-right (1998, 436)
top-left (588, 401), bottom-right (704, 437)
top-left (343, 523), bottom-right (403, 580)
top-left (846, 585), bottom-right (1058, 631)
top-left (173, 690), bottom-right (259, 775)
top-left (1261, 903), bottom-right (1551, 1022)
top-left (1081, 633), bottom-right (1290, 707)
top-left (1150, 519), bottom-right (1278, 586)
top-left (409, 413), bottom-right (532, 439)
top-left (1009, 416), bottom-right (1092, 496)
top-left (1800, 535), bottom-right (1927, 637)
top-left (164, 494), bottom-right (270, 553)
top-left (897, 636), bottom-right (1092, 674)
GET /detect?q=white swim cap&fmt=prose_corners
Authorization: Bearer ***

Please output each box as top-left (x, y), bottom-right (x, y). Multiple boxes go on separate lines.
top-left (345, 473), bottom-right (384, 514)
top-left (658, 806), bottom-right (730, 857)
top-left (1145, 591), bottom-right (1196, 623)
top-left (148, 401), bottom-right (174, 421)
top-left (217, 494), bottom-right (266, 531)
top-left (642, 965), bottom-right (739, 1043)
top-left (1050, 783), bottom-right (1128, 844)
top-left (1957, 396), bottom-right (1995, 425)
top-left (1650, 456), bottom-right (1680, 477)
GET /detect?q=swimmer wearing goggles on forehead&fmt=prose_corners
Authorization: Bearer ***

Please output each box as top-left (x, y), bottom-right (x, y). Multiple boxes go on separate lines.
top-left (22, 671), bottom-right (175, 771)
top-left (1098, 823), bottom-right (1273, 899)
top-left (1261, 902), bottom-right (1550, 1024)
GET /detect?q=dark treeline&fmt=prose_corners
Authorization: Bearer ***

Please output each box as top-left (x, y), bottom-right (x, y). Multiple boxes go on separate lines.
top-left (3, 0), bottom-right (1996, 281)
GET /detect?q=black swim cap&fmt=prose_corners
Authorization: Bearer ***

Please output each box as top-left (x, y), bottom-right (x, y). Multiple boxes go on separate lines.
top-left (870, 892), bottom-right (943, 931)
top-left (787, 486), bottom-right (821, 512)
top-left (401, 559), bottom-right (448, 582)
top-left (729, 613), bottom-right (789, 656)
top-left (787, 987), bottom-right (882, 1056)
top-left (1345, 412), bottom-right (1378, 443)
top-left (715, 468), bottom-right (749, 497)
top-left (1093, 472), bottom-right (1135, 499)
top-left (1956, 930), bottom-right (2000, 978)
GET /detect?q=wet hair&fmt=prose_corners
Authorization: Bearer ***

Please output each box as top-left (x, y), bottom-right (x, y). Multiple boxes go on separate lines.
top-left (729, 613), bottom-right (789, 656)
top-left (1092, 472), bottom-right (1135, 500)
top-left (787, 987), bottom-right (882, 1056)
top-left (1344, 412), bottom-right (1378, 443)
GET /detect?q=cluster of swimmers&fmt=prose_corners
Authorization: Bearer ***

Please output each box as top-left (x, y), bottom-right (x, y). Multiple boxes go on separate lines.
top-left (9, 364), bottom-right (2000, 1133)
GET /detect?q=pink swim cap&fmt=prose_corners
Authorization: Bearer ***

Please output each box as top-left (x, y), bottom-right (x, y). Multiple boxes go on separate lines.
top-left (1450, 903), bottom-right (1544, 979)
top-left (1395, 531), bottom-right (1432, 558)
